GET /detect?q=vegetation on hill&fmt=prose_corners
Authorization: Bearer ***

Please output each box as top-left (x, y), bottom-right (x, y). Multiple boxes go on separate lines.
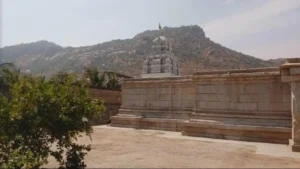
top-left (0, 25), bottom-right (283, 77)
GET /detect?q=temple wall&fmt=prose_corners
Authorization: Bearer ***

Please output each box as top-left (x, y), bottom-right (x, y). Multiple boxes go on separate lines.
top-left (190, 69), bottom-right (292, 131)
top-left (194, 74), bottom-right (291, 112)
top-left (111, 67), bottom-right (295, 145)
top-left (120, 77), bottom-right (195, 119)
top-left (119, 68), bottom-right (291, 118)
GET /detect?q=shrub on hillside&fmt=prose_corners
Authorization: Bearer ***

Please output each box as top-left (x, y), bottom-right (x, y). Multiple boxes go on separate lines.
top-left (84, 67), bottom-right (121, 90)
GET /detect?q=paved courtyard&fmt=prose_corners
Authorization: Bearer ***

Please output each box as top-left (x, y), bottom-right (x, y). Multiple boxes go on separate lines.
top-left (45, 125), bottom-right (300, 168)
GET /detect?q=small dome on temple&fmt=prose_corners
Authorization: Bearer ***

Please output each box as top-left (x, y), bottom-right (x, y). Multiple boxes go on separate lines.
top-left (153, 36), bottom-right (167, 44)
top-left (152, 34), bottom-right (170, 53)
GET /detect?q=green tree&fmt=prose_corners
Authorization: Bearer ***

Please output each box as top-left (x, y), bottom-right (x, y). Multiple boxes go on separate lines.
top-left (0, 63), bottom-right (19, 85)
top-left (0, 73), bottom-right (105, 169)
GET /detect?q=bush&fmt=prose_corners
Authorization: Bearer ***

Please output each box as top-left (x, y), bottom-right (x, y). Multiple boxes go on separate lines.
top-left (0, 73), bottom-right (105, 169)
top-left (0, 63), bottom-right (19, 86)
top-left (84, 67), bottom-right (121, 90)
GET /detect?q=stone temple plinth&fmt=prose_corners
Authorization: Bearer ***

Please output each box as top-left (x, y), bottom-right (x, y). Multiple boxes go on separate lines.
top-left (141, 24), bottom-right (179, 78)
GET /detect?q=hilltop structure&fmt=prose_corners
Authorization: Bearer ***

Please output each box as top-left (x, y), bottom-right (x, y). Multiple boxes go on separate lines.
top-left (141, 24), bottom-right (179, 78)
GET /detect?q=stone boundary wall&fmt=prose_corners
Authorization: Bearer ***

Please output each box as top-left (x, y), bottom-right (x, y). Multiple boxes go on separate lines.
top-left (89, 88), bottom-right (121, 124)
top-left (111, 67), bottom-right (294, 145)
top-left (89, 88), bottom-right (121, 105)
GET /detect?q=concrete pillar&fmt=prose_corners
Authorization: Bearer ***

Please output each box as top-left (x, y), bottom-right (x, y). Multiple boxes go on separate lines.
top-left (291, 82), bottom-right (300, 152)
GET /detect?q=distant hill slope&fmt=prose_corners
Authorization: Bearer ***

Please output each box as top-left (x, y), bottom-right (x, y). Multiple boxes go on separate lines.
top-left (0, 25), bottom-right (283, 77)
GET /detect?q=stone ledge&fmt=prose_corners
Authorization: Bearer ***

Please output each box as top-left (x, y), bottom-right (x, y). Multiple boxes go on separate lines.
top-left (110, 116), bottom-right (186, 132)
top-left (141, 73), bottom-right (179, 78)
top-left (120, 107), bottom-right (193, 112)
top-left (280, 63), bottom-right (300, 68)
top-left (182, 122), bottom-right (291, 144)
top-left (121, 76), bottom-right (282, 86)
top-left (122, 76), bottom-right (192, 83)
top-left (189, 117), bottom-right (291, 128)
top-left (280, 59), bottom-right (300, 82)
top-left (193, 67), bottom-right (279, 75)
top-left (118, 113), bottom-right (189, 120)
top-left (191, 112), bottom-right (291, 120)
top-left (111, 124), bottom-right (179, 131)
top-left (183, 122), bottom-right (291, 133)
top-left (111, 116), bottom-right (187, 123)
top-left (292, 145), bottom-right (300, 152)
top-left (193, 109), bottom-right (291, 117)
top-left (182, 131), bottom-right (289, 144)
top-left (118, 108), bottom-right (192, 119)
top-left (193, 74), bottom-right (281, 81)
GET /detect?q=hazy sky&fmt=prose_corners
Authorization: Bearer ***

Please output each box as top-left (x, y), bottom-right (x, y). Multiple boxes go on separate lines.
top-left (2, 0), bottom-right (300, 60)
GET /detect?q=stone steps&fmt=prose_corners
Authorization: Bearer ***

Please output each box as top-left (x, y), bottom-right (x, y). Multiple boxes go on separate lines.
top-left (182, 122), bottom-right (291, 144)
top-left (110, 116), bottom-right (186, 131)
top-left (192, 109), bottom-right (291, 117)
top-left (119, 108), bottom-right (191, 119)
top-left (190, 110), bottom-right (292, 127)
top-left (111, 109), bottom-right (292, 144)
top-left (185, 110), bottom-right (292, 144)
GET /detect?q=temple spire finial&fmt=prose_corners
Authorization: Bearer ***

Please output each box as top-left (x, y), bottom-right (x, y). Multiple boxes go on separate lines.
top-left (159, 23), bottom-right (164, 36)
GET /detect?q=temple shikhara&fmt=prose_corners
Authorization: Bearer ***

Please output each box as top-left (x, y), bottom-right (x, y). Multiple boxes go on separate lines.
top-left (111, 24), bottom-right (300, 153)
top-left (142, 24), bottom-right (179, 78)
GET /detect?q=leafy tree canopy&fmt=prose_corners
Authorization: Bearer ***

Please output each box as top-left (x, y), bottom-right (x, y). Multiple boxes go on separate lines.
top-left (0, 71), bottom-right (105, 169)
top-left (0, 63), bottom-right (19, 86)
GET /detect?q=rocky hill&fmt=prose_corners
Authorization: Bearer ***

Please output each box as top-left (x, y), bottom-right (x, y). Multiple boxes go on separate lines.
top-left (0, 25), bottom-right (282, 77)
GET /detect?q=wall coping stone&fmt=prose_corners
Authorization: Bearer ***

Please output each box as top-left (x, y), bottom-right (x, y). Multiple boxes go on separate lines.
top-left (120, 107), bottom-right (193, 112)
top-left (121, 73), bottom-right (281, 85)
top-left (280, 60), bottom-right (300, 82)
top-left (193, 67), bottom-right (279, 75)
top-left (122, 77), bottom-right (194, 85)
